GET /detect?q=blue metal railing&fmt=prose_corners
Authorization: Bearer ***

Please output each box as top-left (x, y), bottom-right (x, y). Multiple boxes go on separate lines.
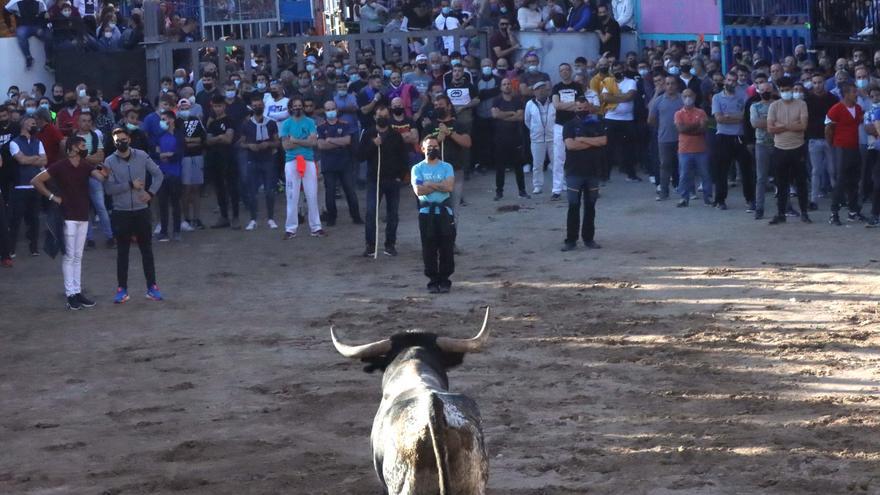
top-left (724, 0), bottom-right (809, 17)
top-left (724, 26), bottom-right (810, 63)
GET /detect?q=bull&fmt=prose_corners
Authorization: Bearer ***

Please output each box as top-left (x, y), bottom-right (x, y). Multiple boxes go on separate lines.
top-left (330, 307), bottom-right (491, 495)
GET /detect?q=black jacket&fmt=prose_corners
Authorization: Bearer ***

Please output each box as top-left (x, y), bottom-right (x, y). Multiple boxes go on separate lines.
top-left (358, 127), bottom-right (409, 181)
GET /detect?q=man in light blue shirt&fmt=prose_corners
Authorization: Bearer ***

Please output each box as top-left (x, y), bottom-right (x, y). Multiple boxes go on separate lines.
top-left (711, 71), bottom-right (756, 211)
top-left (279, 96), bottom-right (322, 238)
top-left (411, 135), bottom-right (455, 294)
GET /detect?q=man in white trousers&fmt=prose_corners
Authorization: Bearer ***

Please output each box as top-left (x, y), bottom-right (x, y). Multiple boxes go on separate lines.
top-left (280, 97), bottom-right (324, 239)
top-left (551, 63), bottom-right (584, 200)
top-left (524, 81), bottom-right (555, 194)
top-left (31, 136), bottom-right (110, 310)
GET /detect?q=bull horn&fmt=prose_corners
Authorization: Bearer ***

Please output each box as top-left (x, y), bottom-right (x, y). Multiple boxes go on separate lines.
top-left (330, 327), bottom-right (392, 359)
top-left (436, 307), bottom-right (491, 353)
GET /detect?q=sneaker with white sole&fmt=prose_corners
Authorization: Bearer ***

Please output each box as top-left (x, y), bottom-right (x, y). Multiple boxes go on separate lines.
top-left (245, 220), bottom-right (257, 231)
top-left (153, 223), bottom-right (161, 234)
top-left (267, 219), bottom-right (278, 229)
top-left (180, 221), bottom-right (195, 232)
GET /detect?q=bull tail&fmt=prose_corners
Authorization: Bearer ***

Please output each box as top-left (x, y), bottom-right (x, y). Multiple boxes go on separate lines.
top-left (427, 393), bottom-right (450, 495)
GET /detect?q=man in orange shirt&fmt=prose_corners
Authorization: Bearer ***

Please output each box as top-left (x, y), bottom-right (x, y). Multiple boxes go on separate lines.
top-left (673, 89), bottom-right (712, 207)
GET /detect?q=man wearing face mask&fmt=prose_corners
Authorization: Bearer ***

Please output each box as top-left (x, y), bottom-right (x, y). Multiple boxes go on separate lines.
top-left (57, 90), bottom-right (81, 137)
top-left (142, 95), bottom-right (174, 160)
top-left (473, 58), bottom-right (502, 174)
top-left (590, 59), bottom-right (610, 105)
top-left (9, 116), bottom-right (46, 257)
top-left (443, 64), bottom-right (480, 131)
top-left (712, 71), bottom-right (756, 211)
top-left (550, 63), bottom-right (584, 199)
top-left (674, 89), bottom-right (711, 207)
top-left (749, 82), bottom-right (777, 220)
top-left (677, 57), bottom-right (703, 108)
top-left (435, 0), bottom-right (465, 55)
top-left (826, 83), bottom-right (866, 225)
top-left (239, 94), bottom-right (281, 231)
top-left (404, 54), bottom-right (434, 104)
top-left (154, 111), bottom-right (185, 241)
top-left (177, 99), bottom-right (206, 231)
top-left (31, 137), bottom-right (110, 310)
top-left (854, 67), bottom-right (874, 202)
top-left (525, 81), bottom-right (555, 195)
top-left (518, 53), bottom-right (550, 100)
top-left (71, 112), bottom-right (114, 249)
top-left (561, 96), bottom-right (606, 251)
top-left (647, 75), bottom-right (683, 201)
top-left (411, 134), bottom-right (456, 292)
top-left (280, 96), bottom-right (323, 239)
top-left (389, 97), bottom-right (420, 164)
top-left (358, 105), bottom-right (408, 256)
top-left (195, 73), bottom-right (219, 110)
top-left (595, 4), bottom-right (621, 60)
top-left (490, 78), bottom-right (527, 199)
top-left (423, 95), bottom-right (471, 239)
top-left (317, 100), bottom-right (362, 228)
top-left (205, 95), bottom-right (240, 229)
top-left (766, 77), bottom-right (811, 225)
top-left (564, 0), bottom-right (590, 32)
top-left (601, 62), bottom-right (640, 182)
top-left (357, 75), bottom-right (389, 130)
top-left (263, 80), bottom-right (290, 124)
top-left (102, 127), bottom-right (164, 303)
top-left (0, 106), bottom-right (20, 205)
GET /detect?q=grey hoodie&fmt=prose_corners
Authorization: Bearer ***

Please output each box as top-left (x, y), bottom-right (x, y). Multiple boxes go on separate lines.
top-left (103, 148), bottom-right (164, 211)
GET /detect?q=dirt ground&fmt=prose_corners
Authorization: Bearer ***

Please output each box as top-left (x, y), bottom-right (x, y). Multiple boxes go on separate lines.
top-left (1, 172), bottom-right (879, 495)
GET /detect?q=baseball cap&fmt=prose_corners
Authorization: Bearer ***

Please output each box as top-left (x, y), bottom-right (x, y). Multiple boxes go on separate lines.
top-left (415, 54), bottom-right (428, 62)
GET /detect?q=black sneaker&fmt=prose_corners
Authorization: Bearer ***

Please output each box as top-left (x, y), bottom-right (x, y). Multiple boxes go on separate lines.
top-left (829, 214), bottom-right (842, 226)
top-left (808, 202), bottom-right (818, 211)
top-left (848, 211), bottom-right (867, 222)
top-left (363, 246), bottom-right (375, 257)
top-left (352, 217), bottom-right (365, 225)
top-left (66, 295), bottom-right (83, 310)
top-left (746, 202), bottom-right (756, 213)
top-left (676, 199), bottom-right (689, 208)
top-left (866, 216), bottom-right (880, 228)
top-left (493, 193), bottom-right (502, 201)
top-left (560, 242), bottom-right (577, 252)
top-left (768, 215), bottom-right (786, 225)
top-left (584, 241), bottom-right (602, 249)
top-left (801, 213), bottom-right (812, 224)
top-left (754, 210), bottom-right (764, 220)
top-left (383, 245), bottom-right (398, 257)
top-left (25, 56), bottom-right (34, 69)
top-left (427, 283), bottom-right (441, 294)
top-left (437, 283), bottom-right (451, 294)
top-left (518, 190), bottom-right (531, 199)
top-left (785, 206), bottom-right (800, 217)
top-left (76, 293), bottom-right (96, 308)
top-left (550, 193), bottom-right (561, 201)
top-left (210, 219), bottom-right (230, 229)
top-left (625, 175), bottom-right (643, 182)
top-left (106, 238), bottom-right (116, 249)
top-left (86, 239), bottom-right (96, 249)
top-left (193, 219), bottom-right (206, 230)
top-left (716, 202), bottom-right (728, 210)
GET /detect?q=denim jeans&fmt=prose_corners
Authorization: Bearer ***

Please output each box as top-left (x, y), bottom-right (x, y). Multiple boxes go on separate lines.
top-left (808, 138), bottom-right (834, 201)
top-left (365, 178), bottom-right (401, 249)
top-left (323, 168), bottom-right (360, 223)
top-left (157, 174), bottom-right (182, 234)
top-left (754, 143), bottom-right (773, 212)
top-left (564, 175), bottom-right (599, 244)
top-left (247, 157), bottom-right (277, 221)
top-left (15, 25), bottom-right (50, 60)
top-left (87, 177), bottom-right (113, 240)
top-left (677, 152), bottom-right (712, 204)
top-left (657, 141), bottom-right (679, 198)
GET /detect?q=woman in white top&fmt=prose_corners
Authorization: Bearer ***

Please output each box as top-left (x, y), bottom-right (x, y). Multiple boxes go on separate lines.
top-left (517, 0), bottom-right (545, 31)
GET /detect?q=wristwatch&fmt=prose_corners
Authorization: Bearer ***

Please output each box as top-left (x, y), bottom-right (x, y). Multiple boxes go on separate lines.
top-left (48, 194), bottom-right (55, 202)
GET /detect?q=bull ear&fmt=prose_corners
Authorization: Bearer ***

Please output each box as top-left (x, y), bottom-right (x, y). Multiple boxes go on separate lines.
top-left (331, 327), bottom-right (392, 359)
top-left (436, 307), bottom-right (490, 353)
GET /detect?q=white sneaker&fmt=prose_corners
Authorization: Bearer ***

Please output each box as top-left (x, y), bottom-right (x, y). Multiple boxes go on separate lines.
top-left (153, 223), bottom-right (161, 234)
top-left (523, 164), bottom-right (531, 173)
top-left (649, 176), bottom-right (657, 184)
top-left (267, 219), bottom-right (278, 229)
top-left (180, 221), bottom-right (195, 232)
top-left (245, 220), bottom-right (257, 231)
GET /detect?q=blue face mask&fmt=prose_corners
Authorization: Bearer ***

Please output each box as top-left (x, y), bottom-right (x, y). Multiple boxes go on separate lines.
top-left (481, 66), bottom-right (492, 76)
top-left (349, 74), bottom-right (361, 83)
top-left (325, 110), bottom-right (337, 120)
top-left (442, 6), bottom-right (451, 14)
top-left (25, 107), bottom-right (36, 115)
top-left (126, 122), bottom-right (138, 131)
top-left (335, 68), bottom-right (344, 76)
top-left (174, 76), bottom-right (185, 85)
top-left (668, 66), bottom-right (681, 75)
top-left (451, 59), bottom-right (462, 67)
top-left (256, 82), bottom-right (267, 91)
top-left (159, 120), bottom-right (169, 131)
top-left (225, 90), bottom-right (237, 99)
top-left (178, 109), bottom-right (190, 118)
top-left (383, 69), bottom-right (392, 78)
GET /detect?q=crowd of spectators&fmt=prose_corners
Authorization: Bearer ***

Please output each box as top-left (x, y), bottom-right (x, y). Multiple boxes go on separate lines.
top-left (2, 1), bottom-right (880, 305)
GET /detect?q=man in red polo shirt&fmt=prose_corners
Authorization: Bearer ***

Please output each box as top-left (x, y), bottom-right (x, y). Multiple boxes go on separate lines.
top-left (825, 82), bottom-right (865, 225)
top-left (34, 108), bottom-right (64, 165)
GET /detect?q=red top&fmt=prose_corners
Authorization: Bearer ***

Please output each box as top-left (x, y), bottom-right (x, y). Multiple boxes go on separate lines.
top-left (37, 123), bottom-right (64, 165)
top-left (56, 107), bottom-right (81, 137)
top-left (46, 159), bottom-right (93, 221)
top-left (826, 102), bottom-right (864, 149)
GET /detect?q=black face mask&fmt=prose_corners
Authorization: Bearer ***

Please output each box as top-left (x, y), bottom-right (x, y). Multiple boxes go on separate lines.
top-left (78, 149), bottom-right (88, 158)
top-left (116, 141), bottom-right (130, 152)
top-left (724, 83), bottom-right (736, 93)
top-left (29, 125), bottom-right (38, 134)
top-left (391, 107), bottom-right (404, 116)
top-left (375, 117), bottom-right (389, 128)
top-left (436, 108), bottom-right (448, 119)
top-left (613, 72), bottom-right (624, 81)
top-left (417, 64), bottom-right (428, 72)
top-left (52, 94), bottom-right (64, 102)
top-left (681, 64), bottom-right (692, 74)
top-left (203, 83), bottom-right (214, 91)
top-left (130, 98), bottom-right (140, 106)
top-left (359, 71), bottom-right (369, 79)
top-left (427, 148), bottom-right (441, 160)
top-left (66, 99), bottom-right (77, 108)
top-left (760, 91), bottom-right (772, 100)
top-left (598, 67), bottom-right (608, 75)
top-left (575, 110), bottom-right (590, 119)
top-left (292, 109), bottom-right (302, 117)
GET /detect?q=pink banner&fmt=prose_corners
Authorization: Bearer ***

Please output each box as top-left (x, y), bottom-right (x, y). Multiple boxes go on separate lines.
top-left (639, 0), bottom-right (722, 35)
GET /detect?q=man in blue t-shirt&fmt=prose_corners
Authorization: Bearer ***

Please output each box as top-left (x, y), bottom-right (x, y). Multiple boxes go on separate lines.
top-left (279, 96), bottom-right (323, 238)
top-left (411, 135), bottom-right (455, 293)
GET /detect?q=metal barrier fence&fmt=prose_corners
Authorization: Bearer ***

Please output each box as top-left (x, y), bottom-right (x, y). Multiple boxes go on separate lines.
top-left (724, 26), bottom-right (810, 63)
top-left (724, 0), bottom-right (809, 17)
top-left (814, 0), bottom-right (878, 38)
top-left (147, 26), bottom-right (487, 97)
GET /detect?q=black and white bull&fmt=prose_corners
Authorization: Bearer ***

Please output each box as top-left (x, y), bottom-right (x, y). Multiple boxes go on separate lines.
top-left (331, 308), bottom-right (491, 495)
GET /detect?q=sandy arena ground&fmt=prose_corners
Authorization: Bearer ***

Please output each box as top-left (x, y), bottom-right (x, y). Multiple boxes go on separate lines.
top-left (1, 172), bottom-right (879, 495)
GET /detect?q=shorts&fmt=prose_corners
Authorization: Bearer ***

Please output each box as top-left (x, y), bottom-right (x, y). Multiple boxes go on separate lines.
top-left (181, 155), bottom-right (205, 185)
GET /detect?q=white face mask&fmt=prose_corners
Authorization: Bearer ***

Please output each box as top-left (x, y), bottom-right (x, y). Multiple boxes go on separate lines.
top-left (793, 92), bottom-right (804, 100)
top-left (683, 96), bottom-right (695, 107)
top-left (780, 91), bottom-right (793, 101)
